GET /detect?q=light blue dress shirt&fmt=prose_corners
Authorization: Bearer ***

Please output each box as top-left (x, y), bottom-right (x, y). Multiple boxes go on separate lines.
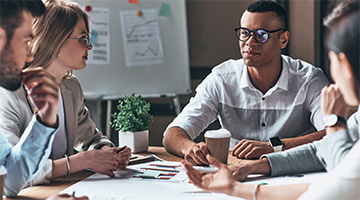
top-left (0, 115), bottom-right (56, 197)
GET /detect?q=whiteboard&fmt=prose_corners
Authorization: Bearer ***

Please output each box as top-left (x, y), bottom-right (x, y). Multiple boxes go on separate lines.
top-left (73, 0), bottom-right (190, 99)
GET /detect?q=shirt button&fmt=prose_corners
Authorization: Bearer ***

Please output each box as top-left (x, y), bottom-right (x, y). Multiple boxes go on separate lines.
top-left (261, 122), bottom-right (266, 127)
top-left (262, 97), bottom-right (265, 101)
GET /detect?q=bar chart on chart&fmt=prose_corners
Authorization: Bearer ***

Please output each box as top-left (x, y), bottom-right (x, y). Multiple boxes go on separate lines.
top-left (120, 9), bottom-right (164, 68)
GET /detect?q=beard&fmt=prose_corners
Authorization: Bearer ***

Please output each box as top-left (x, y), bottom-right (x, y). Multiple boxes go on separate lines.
top-left (0, 46), bottom-right (22, 91)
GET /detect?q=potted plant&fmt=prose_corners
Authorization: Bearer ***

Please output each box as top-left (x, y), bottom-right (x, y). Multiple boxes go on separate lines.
top-left (110, 93), bottom-right (153, 153)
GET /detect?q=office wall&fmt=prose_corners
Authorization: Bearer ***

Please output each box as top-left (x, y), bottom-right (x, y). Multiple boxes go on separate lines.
top-left (288, 0), bottom-right (317, 66)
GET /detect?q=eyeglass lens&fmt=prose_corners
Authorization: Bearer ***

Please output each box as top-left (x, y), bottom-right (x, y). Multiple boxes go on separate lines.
top-left (83, 37), bottom-right (90, 46)
top-left (237, 28), bottom-right (269, 43)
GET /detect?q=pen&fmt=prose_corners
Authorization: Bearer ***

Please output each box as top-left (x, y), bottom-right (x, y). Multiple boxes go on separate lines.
top-left (139, 172), bottom-right (177, 176)
top-left (72, 191), bottom-right (76, 197)
top-left (149, 164), bottom-right (181, 168)
top-left (130, 155), bottom-right (138, 160)
top-left (116, 145), bottom-right (127, 153)
top-left (132, 175), bottom-right (171, 180)
top-left (183, 191), bottom-right (212, 194)
top-left (140, 167), bottom-right (179, 173)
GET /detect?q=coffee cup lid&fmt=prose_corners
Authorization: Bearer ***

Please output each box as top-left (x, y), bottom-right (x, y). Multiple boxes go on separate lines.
top-left (0, 166), bottom-right (7, 175)
top-left (204, 129), bottom-right (231, 138)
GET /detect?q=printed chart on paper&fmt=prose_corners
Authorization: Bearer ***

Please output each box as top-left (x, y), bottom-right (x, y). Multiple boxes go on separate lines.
top-left (120, 9), bottom-right (164, 67)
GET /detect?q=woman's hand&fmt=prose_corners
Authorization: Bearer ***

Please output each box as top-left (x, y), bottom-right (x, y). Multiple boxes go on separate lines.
top-left (183, 154), bottom-right (236, 195)
top-left (84, 149), bottom-right (119, 177)
top-left (321, 84), bottom-right (348, 135)
top-left (101, 146), bottom-right (132, 169)
top-left (321, 84), bottom-right (349, 118)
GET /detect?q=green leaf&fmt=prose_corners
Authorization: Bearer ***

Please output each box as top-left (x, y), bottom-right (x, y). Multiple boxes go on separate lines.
top-left (110, 93), bottom-right (154, 132)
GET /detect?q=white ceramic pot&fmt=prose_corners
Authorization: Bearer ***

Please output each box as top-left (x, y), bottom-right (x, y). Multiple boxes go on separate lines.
top-left (118, 130), bottom-right (149, 153)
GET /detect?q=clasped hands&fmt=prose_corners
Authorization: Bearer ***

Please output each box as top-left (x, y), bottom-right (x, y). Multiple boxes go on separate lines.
top-left (182, 140), bottom-right (270, 181)
top-left (183, 139), bottom-right (272, 165)
top-left (88, 146), bottom-right (132, 177)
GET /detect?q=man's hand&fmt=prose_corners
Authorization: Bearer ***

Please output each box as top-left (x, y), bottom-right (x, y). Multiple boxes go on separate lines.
top-left (183, 154), bottom-right (236, 195)
top-left (101, 146), bottom-right (132, 169)
top-left (231, 139), bottom-right (273, 159)
top-left (22, 68), bottom-right (59, 127)
top-left (183, 142), bottom-right (210, 166)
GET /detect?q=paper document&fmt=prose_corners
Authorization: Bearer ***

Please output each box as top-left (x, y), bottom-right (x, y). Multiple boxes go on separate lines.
top-left (60, 161), bottom-right (240, 200)
top-left (60, 161), bottom-right (327, 200)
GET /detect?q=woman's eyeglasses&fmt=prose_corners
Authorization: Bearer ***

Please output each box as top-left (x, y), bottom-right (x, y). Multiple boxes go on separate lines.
top-left (67, 36), bottom-right (91, 47)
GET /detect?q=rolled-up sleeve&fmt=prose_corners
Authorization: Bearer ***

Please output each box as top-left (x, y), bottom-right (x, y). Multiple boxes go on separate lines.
top-left (164, 73), bottom-right (220, 139)
top-left (3, 115), bottom-right (56, 197)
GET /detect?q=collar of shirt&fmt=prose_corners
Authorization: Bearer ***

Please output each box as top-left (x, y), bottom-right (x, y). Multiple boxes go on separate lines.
top-left (239, 56), bottom-right (289, 94)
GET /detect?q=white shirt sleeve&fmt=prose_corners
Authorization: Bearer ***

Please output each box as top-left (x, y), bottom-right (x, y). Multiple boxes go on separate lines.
top-left (164, 72), bottom-right (221, 139)
top-left (305, 70), bottom-right (329, 131)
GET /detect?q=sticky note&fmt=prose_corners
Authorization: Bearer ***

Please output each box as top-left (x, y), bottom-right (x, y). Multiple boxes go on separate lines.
top-left (140, 170), bottom-right (161, 178)
top-left (159, 3), bottom-right (170, 18)
top-left (128, 0), bottom-right (139, 4)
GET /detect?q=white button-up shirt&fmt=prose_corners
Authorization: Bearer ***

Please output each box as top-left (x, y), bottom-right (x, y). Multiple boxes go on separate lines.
top-left (165, 55), bottom-right (329, 149)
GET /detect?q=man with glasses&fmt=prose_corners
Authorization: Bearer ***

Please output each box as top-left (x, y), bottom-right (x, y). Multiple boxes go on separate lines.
top-left (163, 0), bottom-right (329, 166)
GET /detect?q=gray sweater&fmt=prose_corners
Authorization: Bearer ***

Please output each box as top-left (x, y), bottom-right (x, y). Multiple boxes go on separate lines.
top-left (263, 107), bottom-right (360, 176)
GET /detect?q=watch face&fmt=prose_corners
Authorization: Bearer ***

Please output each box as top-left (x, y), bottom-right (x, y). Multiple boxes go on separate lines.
top-left (325, 114), bottom-right (338, 127)
top-left (270, 137), bottom-right (282, 146)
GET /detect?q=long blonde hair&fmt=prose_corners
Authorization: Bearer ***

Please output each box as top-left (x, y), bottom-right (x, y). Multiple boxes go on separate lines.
top-left (30, 0), bottom-right (89, 78)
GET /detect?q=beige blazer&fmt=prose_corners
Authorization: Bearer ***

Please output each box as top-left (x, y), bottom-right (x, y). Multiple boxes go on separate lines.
top-left (0, 76), bottom-right (114, 155)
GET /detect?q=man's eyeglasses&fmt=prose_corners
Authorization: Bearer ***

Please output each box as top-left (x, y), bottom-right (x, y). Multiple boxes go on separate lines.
top-left (67, 36), bottom-right (91, 47)
top-left (234, 27), bottom-right (285, 44)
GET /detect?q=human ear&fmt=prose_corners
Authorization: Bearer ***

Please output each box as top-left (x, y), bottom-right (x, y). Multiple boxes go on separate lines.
top-left (280, 31), bottom-right (290, 49)
top-left (337, 52), bottom-right (353, 80)
top-left (0, 27), bottom-right (6, 53)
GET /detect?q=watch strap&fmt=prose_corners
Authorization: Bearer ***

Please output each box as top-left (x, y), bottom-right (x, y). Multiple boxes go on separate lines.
top-left (273, 145), bottom-right (283, 153)
top-left (337, 115), bottom-right (347, 124)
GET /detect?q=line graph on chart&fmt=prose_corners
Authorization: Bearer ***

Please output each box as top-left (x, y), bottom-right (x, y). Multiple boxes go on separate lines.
top-left (120, 9), bottom-right (164, 67)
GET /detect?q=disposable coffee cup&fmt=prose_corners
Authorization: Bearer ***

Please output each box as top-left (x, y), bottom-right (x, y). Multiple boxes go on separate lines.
top-left (0, 166), bottom-right (6, 200)
top-left (205, 129), bottom-right (231, 164)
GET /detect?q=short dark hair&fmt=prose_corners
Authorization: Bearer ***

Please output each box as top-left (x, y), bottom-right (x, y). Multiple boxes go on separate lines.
top-left (324, 0), bottom-right (359, 81)
top-left (0, 0), bottom-right (45, 44)
top-left (247, 0), bottom-right (288, 30)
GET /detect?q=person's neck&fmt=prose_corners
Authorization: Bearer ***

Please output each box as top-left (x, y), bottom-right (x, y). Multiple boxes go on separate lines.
top-left (46, 63), bottom-right (68, 86)
top-left (247, 58), bottom-right (282, 94)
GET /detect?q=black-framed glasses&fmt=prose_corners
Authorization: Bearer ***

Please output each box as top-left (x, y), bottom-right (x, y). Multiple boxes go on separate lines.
top-left (67, 36), bottom-right (91, 47)
top-left (234, 27), bottom-right (285, 43)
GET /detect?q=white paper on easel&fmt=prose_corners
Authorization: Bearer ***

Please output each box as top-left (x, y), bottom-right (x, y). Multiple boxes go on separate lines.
top-left (85, 7), bottom-right (110, 65)
top-left (119, 9), bottom-right (164, 68)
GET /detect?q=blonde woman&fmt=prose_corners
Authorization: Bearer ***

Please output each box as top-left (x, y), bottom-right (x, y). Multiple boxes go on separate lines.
top-left (0, 0), bottom-right (131, 185)
top-left (185, 0), bottom-right (360, 199)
